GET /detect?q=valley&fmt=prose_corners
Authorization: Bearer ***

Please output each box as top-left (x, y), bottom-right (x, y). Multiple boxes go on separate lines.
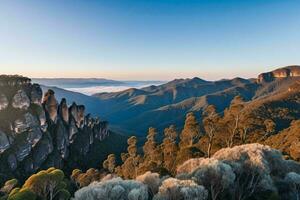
top-left (1, 66), bottom-right (300, 200)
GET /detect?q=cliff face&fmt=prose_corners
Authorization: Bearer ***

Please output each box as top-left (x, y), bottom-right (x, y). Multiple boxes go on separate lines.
top-left (258, 65), bottom-right (300, 83)
top-left (0, 75), bottom-right (109, 182)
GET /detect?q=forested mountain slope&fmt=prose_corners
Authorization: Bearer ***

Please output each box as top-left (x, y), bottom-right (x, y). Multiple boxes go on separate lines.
top-left (93, 65), bottom-right (300, 135)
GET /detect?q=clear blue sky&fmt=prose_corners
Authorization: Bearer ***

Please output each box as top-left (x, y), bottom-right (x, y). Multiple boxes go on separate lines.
top-left (0, 0), bottom-right (300, 80)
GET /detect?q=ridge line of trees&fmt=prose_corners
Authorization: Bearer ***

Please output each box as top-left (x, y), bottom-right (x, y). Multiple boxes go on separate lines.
top-left (102, 95), bottom-right (276, 179)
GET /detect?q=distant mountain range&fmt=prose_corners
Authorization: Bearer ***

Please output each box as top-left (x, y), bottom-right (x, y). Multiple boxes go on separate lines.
top-left (33, 78), bottom-right (165, 95)
top-left (39, 65), bottom-right (300, 136)
top-left (32, 78), bottom-right (124, 88)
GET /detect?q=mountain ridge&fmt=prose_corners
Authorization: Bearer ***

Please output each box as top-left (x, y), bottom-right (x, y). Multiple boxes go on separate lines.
top-left (90, 65), bottom-right (300, 135)
top-left (29, 66), bottom-right (300, 136)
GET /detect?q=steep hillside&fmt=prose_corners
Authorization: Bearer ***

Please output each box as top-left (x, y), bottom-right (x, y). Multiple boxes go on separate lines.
top-left (93, 78), bottom-right (255, 134)
top-left (197, 80), bottom-right (300, 156)
top-left (243, 79), bottom-right (300, 134)
top-left (265, 120), bottom-right (300, 161)
top-left (93, 66), bottom-right (300, 135)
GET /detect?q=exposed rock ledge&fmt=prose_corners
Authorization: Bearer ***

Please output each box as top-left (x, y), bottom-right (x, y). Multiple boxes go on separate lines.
top-left (258, 65), bottom-right (300, 83)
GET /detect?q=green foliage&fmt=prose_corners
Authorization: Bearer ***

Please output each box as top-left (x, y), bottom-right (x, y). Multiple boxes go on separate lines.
top-left (266, 192), bottom-right (281, 200)
top-left (0, 196), bottom-right (8, 200)
top-left (20, 168), bottom-right (70, 200)
top-left (162, 125), bottom-right (178, 174)
top-left (138, 127), bottom-right (163, 175)
top-left (3, 180), bottom-right (18, 187)
top-left (8, 188), bottom-right (36, 200)
top-left (176, 112), bottom-right (203, 166)
top-left (143, 127), bottom-right (157, 155)
top-left (1, 179), bottom-right (18, 194)
top-left (112, 112), bottom-right (206, 178)
top-left (113, 112), bottom-right (207, 178)
top-left (222, 96), bottom-right (245, 147)
top-left (127, 136), bottom-right (138, 157)
top-left (8, 188), bottom-right (19, 197)
top-left (118, 136), bottom-right (142, 179)
top-left (264, 119), bottom-right (276, 136)
top-left (179, 112), bottom-right (201, 147)
top-left (103, 154), bottom-right (116, 173)
top-left (55, 189), bottom-right (71, 200)
top-left (71, 168), bottom-right (102, 188)
top-left (202, 105), bottom-right (221, 157)
top-left (71, 169), bottom-right (82, 182)
top-left (176, 146), bottom-right (204, 166)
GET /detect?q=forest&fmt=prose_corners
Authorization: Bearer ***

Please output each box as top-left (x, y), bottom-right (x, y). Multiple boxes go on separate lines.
top-left (1, 94), bottom-right (300, 200)
top-left (1, 1), bottom-right (300, 199)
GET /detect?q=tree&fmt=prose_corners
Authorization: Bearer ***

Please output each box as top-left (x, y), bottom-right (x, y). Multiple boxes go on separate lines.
top-left (70, 169), bottom-right (82, 189)
top-left (128, 136), bottom-right (138, 157)
top-left (71, 168), bottom-right (102, 188)
top-left (120, 136), bottom-right (141, 179)
top-left (223, 96), bottom-right (245, 147)
top-left (180, 112), bottom-right (201, 147)
top-left (103, 154), bottom-right (116, 173)
top-left (203, 105), bottom-right (220, 158)
top-left (233, 164), bottom-right (267, 200)
top-left (139, 127), bottom-right (163, 174)
top-left (176, 113), bottom-right (204, 166)
top-left (8, 188), bottom-right (36, 200)
top-left (162, 125), bottom-right (178, 174)
top-left (1, 179), bottom-right (18, 194)
top-left (239, 114), bottom-right (250, 144)
top-left (263, 119), bottom-right (276, 139)
top-left (239, 111), bottom-right (258, 144)
top-left (190, 160), bottom-right (235, 200)
top-left (115, 153), bottom-right (129, 177)
top-left (22, 168), bottom-right (70, 200)
top-left (143, 127), bottom-right (160, 164)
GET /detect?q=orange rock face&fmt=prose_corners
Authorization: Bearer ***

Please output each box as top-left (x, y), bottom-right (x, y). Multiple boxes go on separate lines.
top-left (257, 65), bottom-right (300, 83)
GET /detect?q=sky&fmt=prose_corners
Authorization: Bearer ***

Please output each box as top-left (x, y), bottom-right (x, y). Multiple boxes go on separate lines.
top-left (0, 0), bottom-right (300, 81)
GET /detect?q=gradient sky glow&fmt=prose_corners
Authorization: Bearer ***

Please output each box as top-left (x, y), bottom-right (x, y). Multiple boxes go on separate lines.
top-left (1, 0), bottom-right (300, 80)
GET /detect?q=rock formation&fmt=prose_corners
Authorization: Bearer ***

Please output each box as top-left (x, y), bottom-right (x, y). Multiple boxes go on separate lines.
top-left (58, 98), bottom-right (69, 123)
top-left (0, 131), bottom-right (10, 153)
top-left (0, 75), bottom-right (109, 183)
top-left (12, 90), bottom-right (30, 110)
top-left (258, 65), bottom-right (300, 83)
top-left (43, 89), bottom-right (58, 123)
top-left (0, 94), bottom-right (8, 111)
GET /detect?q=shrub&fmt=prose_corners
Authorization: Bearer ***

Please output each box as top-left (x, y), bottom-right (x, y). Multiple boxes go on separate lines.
top-left (153, 178), bottom-right (208, 200)
top-left (73, 178), bottom-right (149, 200)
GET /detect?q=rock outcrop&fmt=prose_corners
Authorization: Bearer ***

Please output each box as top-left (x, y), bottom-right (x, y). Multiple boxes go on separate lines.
top-left (258, 65), bottom-right (300, 83)
top-left (12, 90), bottom-right (30, 110)
top-left (58, 98), bottom-right (69, 123)
top-left (43, 89), bottom-right (58, 123)
top-left (0, 94), bottom-right (8, 111)
top-left (0, 131), bottom-right (10, 153)
top-left (0, 75), bottom-right (31, 86)
top-left (0, 75), bottom-right (109, 182)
